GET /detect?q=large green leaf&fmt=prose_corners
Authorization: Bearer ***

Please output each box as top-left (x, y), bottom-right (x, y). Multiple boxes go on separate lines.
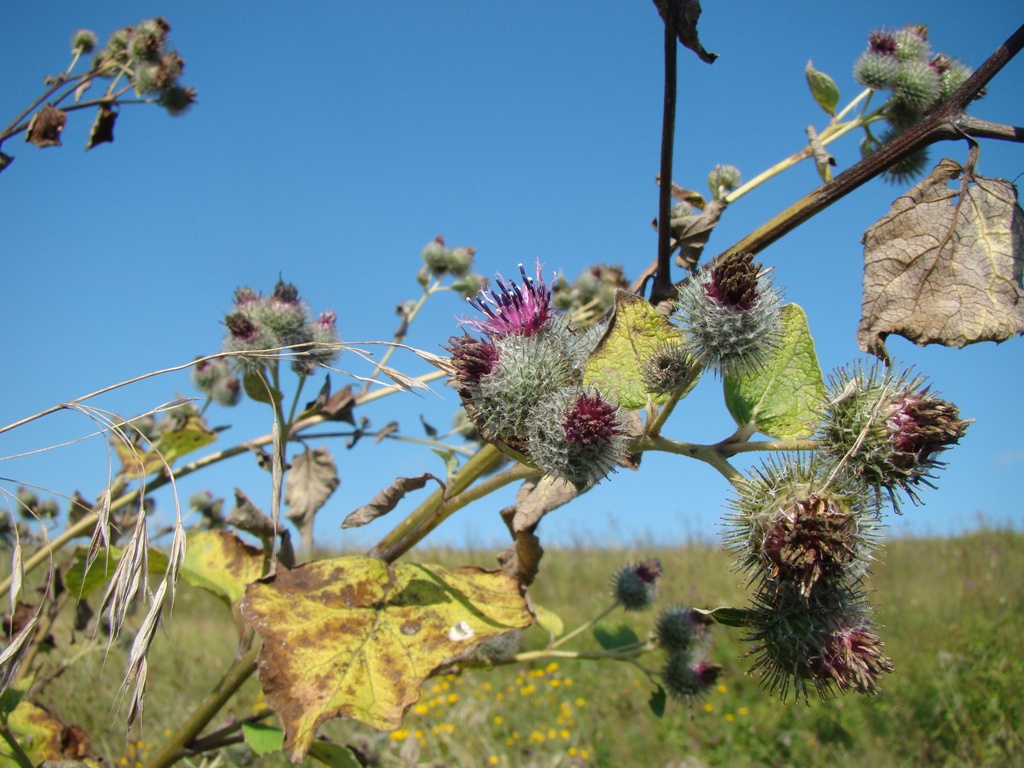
top-left (240, 556), bottom-right (533, 762)
top-left (723, 303), bottom-right (824, 439)
top-left (584, 291), bottom-right (684, 408)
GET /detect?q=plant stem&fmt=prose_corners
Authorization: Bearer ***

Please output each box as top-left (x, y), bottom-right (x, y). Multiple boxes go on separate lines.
top-left (652, 0), bottom-right (679, 305)
top-left (719, 438), bottom-right (819, 456)
top-left (513, 644), bottom-right (654, 664)
top-left (0, 723), bottom-right (34, 768)
top-left (550, 601), bottom-right (619, 650)
top-left (637, 434), bottom-right (743, 485)
top-left (646, 387), bottom-right (685, 438)
top-left (144, 645), bottom-right (260, 768)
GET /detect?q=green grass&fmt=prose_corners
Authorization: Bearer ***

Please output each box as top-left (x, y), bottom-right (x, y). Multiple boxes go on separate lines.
top-left (26, 528), bottom-right (1024, 767)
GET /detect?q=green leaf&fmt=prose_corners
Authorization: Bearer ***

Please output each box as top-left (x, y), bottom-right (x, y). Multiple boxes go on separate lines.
top-left (242, 722), bottom-right (285, 755)
top-left (181, 530), bottom-right (265, 604)
top-left (723, 303), bottom-right (825, 439)
top-left (309, 740), bottom-right (365, 768)
top-left (648, 684), bottom-right (667, 718)
top-left (693, 606), bottom-right (757, 628)
top-left (240, 556), bottom-right (533, 762)
top-left (431, 447), bottom-right (459, 488)
top-left (0, 699), bottom-right (101, 766)
top-left (584, 291), bottom-right (683, 408)
top-left (592, 622), bottom-right (640, 651)
top-left (806, 60), bottom-right (840, 116)
top-left (112, 406), bottom-right (217, 478)
top-left (243, 367), bottom-right (283, 406)
top-left (64, 546), bottom-right (169, 598)
top-left (532, 604), bottom-right (564, 638)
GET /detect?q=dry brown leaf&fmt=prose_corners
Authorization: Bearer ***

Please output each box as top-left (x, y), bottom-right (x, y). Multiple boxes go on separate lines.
top-left (858, 158), bottom-right (1024, 361)
top-left (510, 476), bottom-right (578, 534)
top-left (651, 0), bottom-right (718, 63)
top-left (342, 473), bottom-right (439, 529)
top-left (285, 447), bottom-right (340, 549)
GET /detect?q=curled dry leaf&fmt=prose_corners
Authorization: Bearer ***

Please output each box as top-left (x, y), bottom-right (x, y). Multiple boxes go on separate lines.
top-left (25, 104), bottom-right (66, 148)
top-left (509, 475), bottom-right (578, 534)
top-left (227, 489), bottom-right (276, 539)
top-left (669, 199), bottom-right (727, 272)
top-left (498, 505), bottom-right (545, 587)
top-left (651, 0), bottom-right (718, 63)
top-left (86, 104), bottom-right (116, 150)
top-left (858, 158), bottom-right (1024, 361)
top-left (342, 473), bottom-right (439, 529)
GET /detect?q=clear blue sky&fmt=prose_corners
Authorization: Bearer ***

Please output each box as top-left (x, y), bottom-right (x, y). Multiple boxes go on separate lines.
top-left (2, 2), bottom-right (1022, 552)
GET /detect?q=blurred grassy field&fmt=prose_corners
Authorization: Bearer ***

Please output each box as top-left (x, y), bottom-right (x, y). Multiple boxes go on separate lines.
top-left (31, 528), bottom-right (1024, 768)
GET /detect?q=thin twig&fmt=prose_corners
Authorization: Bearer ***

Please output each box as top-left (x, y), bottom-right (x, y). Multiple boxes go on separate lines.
top-left (652, 0), bottom-right (680, 305)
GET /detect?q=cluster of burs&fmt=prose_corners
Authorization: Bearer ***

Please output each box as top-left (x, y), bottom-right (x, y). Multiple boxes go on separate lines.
top-left (447, 249), bottom-right (786, 492)
top-left (72, 17), bottom-right (196, 115)
top-left (450, 249), bottom-right (967, 698)
top-left (853, 24), bottom-right (975, 181)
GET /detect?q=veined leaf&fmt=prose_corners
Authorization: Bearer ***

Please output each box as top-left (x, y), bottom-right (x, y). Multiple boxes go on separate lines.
top-left (584, 291), bottom-right (684, 408)
top-left (724, 303), bottom-right (824, 439)
top-left (240, 556), bottom-right (533, 762)
top-left (858, 158), bottom-right (1024, 360)
top-left (181, 529), bottom-right (265, 605)
top-left (805, 60), bottom-right (840, 116)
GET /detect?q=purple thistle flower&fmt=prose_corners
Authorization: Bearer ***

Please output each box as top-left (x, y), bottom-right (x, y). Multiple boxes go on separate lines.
top-left (462, 262), bottom-right (553, 338)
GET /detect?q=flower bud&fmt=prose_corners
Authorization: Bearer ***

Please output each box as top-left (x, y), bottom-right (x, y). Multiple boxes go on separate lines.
top-left (932, 55), bottom-right (972, 101)
top-left (640, 339), bottom-right (700, 396)
top-left (673, 252), bottom-right (782, 376)
top-left (292, 310), bottom-right (342, 375)
top-left (744, 582), bottom-right (891, 700)
top-left (819, 363), bottom-right (969, 509)
top-left (444, 334), bottom-right (498, 395)
top-left (71, 30), bottom-right (98, 54)
top-left (466, 630), bottom-right (522, 666)
top-left (451, 272), bottom-right (488, 301)
top-left (211, 373), bottom-right (242, 406)
top-left (611, 558), bottom-right (662, 611)
top-left (447, 246), bottom-right (475, 276)
top-left (892, 24), bottom-right (930, 62)
top-left (526, 386), bottom-right (629, 490)
top-left (471, 331), bottom-right (575, 445)
top-left (128, 18), bottom-right (169, 62)
top-left (655, 606), bottom-right (713, 654)
top-left (724, 456), bottom-right (877, 596)
top-left (421, 235), bottom-right (450, 275)
top-left (707, 164), bottom-right (742, 199)
top-left (662, 652), bottom-right (722, 702)
top-left (893, 58), bottom-right (942, 113)
top-left (159, 85), bottom-right (197, 116)
top-left (853, 50), bottom-right (900, 90)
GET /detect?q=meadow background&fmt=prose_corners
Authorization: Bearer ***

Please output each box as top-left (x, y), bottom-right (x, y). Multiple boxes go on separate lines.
top-left (32, 528), bottom-right (1024, 768)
